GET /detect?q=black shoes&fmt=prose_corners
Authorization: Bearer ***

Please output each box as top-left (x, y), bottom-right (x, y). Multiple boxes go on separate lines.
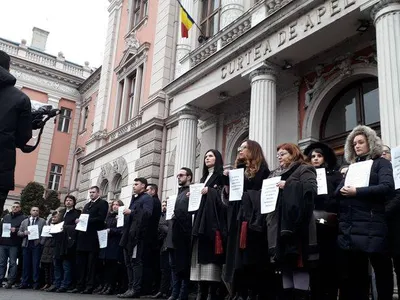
top-left (56, 287), bottom-right (68, 293)
top-left (151, 292), bottom-right (168, 299)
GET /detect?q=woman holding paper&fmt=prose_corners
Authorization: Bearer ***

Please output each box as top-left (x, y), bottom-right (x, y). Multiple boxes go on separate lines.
top-left (266, 143), bottom-right (318, 300)
top-left (304, 142), bottom-right (342, 300)
top-left (336, 125), bottom-right (394, 300)
top-left (97, 200), bottom-right (124, 295)
top-left (190, 149), bottom-right (226, 300)
top-left (223, 140), bottom-right (271, 300)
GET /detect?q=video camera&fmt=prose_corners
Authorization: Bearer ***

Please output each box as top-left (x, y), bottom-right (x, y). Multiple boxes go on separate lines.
top-left (21, 100), bottom-right (60, 153)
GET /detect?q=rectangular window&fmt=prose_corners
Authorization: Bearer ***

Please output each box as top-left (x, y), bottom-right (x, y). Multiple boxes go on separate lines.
top-left (48, 164), bottom-right (63, 191)
top-left (130, 0), bottom-right (148, 29)
top-left (80, 106), bottom-right (89, 131)
top-left (58, 107), bottom-right (72, 133)
top-left (201, 0), bottom-right (221, 37)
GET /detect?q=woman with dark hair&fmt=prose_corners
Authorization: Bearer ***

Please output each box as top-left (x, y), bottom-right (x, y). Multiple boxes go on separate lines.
top-left (336, 125), bottom-right (394, 300)
top-left (190, 149), bottom-right (226, 300)
top-left (223, 140), bottom-right (271, 300)
top-left (266, 143), bottom-right (318, 300)
top-left (98, 199), bottom-right (124, 295)
top-left (304, 143), bottom-right (342, 300)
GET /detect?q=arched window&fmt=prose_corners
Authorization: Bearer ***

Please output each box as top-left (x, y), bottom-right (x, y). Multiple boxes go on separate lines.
top-left (320, 77), bottom-right (380, 161)
top-left (114, 175), bottom-right (122, 200)
top-left (100, 179), bottom-right (109, 201)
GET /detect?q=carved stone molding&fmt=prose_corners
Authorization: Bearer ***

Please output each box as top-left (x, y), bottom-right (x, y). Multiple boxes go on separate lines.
top-left (371, 0), bottom-right (400, 21)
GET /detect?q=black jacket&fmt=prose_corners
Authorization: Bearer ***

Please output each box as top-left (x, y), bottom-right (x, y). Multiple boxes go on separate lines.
top-left (336, 157), bottom-right (394, 253)
top-left (76, 199), bottom-right (108, 252)
top-left (314, 168), bottom-right (342, 213)
top-left (99, 212), bottom-right (123, 261)
top-left (0, 66), bottom-right (32, 190)
top-left (386, 189), bottom-right (400, 255)
top-left (0, 211), bottom-right (26, 246)
top-left (54, 208), bottom-right (81, 258)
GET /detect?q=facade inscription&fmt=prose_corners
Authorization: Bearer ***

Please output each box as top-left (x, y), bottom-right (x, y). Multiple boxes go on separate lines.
top-left (221, 0), bottom-right (357, 79)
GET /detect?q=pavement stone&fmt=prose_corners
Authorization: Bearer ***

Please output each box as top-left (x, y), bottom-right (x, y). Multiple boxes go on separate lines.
top-left (0, 289), bottom-right (155, 300)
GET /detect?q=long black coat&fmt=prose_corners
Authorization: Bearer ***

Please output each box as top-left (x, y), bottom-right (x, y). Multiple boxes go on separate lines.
top-left (336, 157), bottom-right (394, 253)
top-left (55, 208), bottom-right (81, 258)
top-left (192, 172), bottom-right (226, 265)
top-left (386, 189), bottom-right (400, 255)
top-left (314, 168), bottom-right (342, 213)
top-left (0, 66), bottom-right (32, 191)
top-left (76, 199), bottom-right (108, 252)
top-left (99, 212), bottom-right (123, 261)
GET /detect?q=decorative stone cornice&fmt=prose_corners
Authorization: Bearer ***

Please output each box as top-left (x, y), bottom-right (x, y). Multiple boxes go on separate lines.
top-left (200, 116), bottom-right (218, 130)
top-left (371, 0), bottom-right (400, 21)
top-left (108, 0), bottom-right (123, 13)
top-left (249, 63), bottom-right (278, 81)
top-left (175, 105), bottom-right (202, 119)
top-left (115, 42), bottom-right (150, 78)
top-left (79, 66), bottom-right (102, 94)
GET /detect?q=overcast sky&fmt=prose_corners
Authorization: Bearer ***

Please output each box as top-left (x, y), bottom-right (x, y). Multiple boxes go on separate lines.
top-left (0, 0), bottom-right (109, 68)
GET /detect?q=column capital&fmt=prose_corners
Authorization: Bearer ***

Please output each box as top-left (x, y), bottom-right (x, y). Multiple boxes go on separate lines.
top-left (371, 0), bottom-right (400, 22)
top-left (249, 65), bottom-right (277, 82)
top-left (176, 105), bottom-right (201, 120)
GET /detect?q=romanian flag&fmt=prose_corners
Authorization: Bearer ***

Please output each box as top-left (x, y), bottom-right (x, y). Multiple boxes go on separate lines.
top-left (180, 3), bottom-right (194, 38)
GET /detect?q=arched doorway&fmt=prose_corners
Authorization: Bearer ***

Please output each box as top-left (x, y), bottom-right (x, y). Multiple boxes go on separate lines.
top-left (320, 77), bottom-right (379, 164)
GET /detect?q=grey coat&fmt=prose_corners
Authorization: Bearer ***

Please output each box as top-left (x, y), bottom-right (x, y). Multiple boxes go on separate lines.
top-left (17, 217), bottom-right (46, 247)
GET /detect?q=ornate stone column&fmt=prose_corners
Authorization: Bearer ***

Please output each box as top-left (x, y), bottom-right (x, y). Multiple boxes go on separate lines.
top-left (220, 0), bottom-right (245, 30)
top-left (372, 0), bottom-right (400, 147)
top-left (249, 66), bottom-right (277, 168)
top-left (174, 107), bottom-right (199, 179)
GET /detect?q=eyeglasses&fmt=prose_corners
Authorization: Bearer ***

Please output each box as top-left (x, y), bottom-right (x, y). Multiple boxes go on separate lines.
top-left (276, 151), bottom-right (289, 158)
top-left (12, 206), bottom-right (20, 208)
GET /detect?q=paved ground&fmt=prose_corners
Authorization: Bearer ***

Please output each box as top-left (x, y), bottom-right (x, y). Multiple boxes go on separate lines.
top-left (0, 289), bottom-right (155, 300)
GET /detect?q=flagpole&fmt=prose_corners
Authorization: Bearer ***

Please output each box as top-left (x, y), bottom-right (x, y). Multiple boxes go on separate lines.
top-left (176, 0), bottom-right (208, 40)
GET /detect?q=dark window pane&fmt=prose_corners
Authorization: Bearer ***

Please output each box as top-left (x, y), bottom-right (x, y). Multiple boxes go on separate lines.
top-left (202, 0), bottom-right (209, 20)
top-left (324, 87), bottom-right (358, 138)
top-left (210, 13), bottom-right (219, 36)
top-left (363, 81), bottom-right (380, 125)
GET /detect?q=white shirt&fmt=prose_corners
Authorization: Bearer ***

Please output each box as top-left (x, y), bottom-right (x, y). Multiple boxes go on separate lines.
top-left (204, 167), bottom-right (214, 185)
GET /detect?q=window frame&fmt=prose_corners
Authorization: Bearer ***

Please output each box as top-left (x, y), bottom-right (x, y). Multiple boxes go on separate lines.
top-left (58, 107), bottom-right (72, 133)
top-left (200, 0), bottom-right (221, 37)
top-left (320, 78), bottom-right (380, 150)
top-left (131, 0), bottom-right (149, 29)
top-left (48, 164), bottom-right (63, 191)
top-left (80, 106), bottom-right (89, 132)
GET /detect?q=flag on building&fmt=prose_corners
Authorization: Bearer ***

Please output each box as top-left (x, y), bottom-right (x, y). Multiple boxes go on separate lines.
top-left (180, 3), bottom-right (194, 38)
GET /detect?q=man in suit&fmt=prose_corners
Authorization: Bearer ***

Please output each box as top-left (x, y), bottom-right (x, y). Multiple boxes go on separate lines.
top-left (17, 206), bottom-right (46, 289)
top-left (118, 178), bottom-right (158, 298)
top-left (71, 186), bottom-right (108, 294)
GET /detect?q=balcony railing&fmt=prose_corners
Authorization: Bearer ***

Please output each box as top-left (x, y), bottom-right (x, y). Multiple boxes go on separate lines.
top-left (107, 115), bottom-right (142, 143)
top-left (0, 38), bottom-right (91, 79)
top-left (189, 0), bottom-right (293, 67)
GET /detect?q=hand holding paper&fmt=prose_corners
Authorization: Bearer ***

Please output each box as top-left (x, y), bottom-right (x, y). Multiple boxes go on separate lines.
top-left (117, 206), bottom-right (125, 227)
top-left (188, 184), bottom-right (204, 212)
top-left (166, 195), bottom-right (177, 220)
top-left (1, 223), bottom-right (11, 238)
top-left (75, 214), bottom-right (89, 232)
top-left (260, 177), bottom-right (281, 214)
top-left (229, 168), bottom-right (244, 201)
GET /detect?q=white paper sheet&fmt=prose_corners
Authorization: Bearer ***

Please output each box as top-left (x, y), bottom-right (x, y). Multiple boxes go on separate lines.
top-left (392, 146), bottom-right (400, 190)
top-left (117, 206), bottom-right (125, 227)
top-left (132, 245), bottom-right (137, 258)
top-left (344, 160), bottom-right (373, 188)
top-left (97, 229), bottom-right (108, 248)
top-left (1, 223), bottom-right (11, 238)
top-left (41, 225), bottom-right (52, 237)
top-left (229, 168), bottom-right (244, 201)
top-left (27, 225), bottom-right (39, 240)
top-left (50, 221), bottom-right (64, 234)
top-left (188, 184), bottom-right (205, 212)
top-left (166, 195), bottom-right (177, 221)
top-left (316, 168), bottom-right (328, 195)
top-left (260, 177), bottom-right (281, 214)
top-left (75, 214), bottom-right (89, 232)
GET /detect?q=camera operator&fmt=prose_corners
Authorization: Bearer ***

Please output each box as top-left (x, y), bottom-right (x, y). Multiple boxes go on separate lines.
top-left (0, 50), bottom-right (32, 217)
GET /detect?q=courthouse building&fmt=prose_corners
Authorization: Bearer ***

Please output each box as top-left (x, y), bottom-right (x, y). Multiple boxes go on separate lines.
top-left (2, 0), bottom-right (400, 207)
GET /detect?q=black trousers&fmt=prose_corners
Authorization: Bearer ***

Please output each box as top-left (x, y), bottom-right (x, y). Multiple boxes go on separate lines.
top-left (159, 250), bottom-right (171, 295)
top-left (124, 249), bottom-right (134, 290)
top-left (76, 251), bottom-right (98, 291)
top-left (104, 259), bottom-right (119, 288)
top-left (0, 189), bottom-right (9, 217)
top-left (339, 250), bottom-right (393, 300)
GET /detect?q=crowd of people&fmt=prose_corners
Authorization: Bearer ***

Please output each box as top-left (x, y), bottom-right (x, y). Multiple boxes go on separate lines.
top-left (0, 124), bottom-right (399, 300)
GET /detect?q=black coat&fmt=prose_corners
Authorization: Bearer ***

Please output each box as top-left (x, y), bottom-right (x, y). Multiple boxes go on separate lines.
top-left (158, 212), bottom-right (168, 252)
top-left (0, 211), bottom-right (26, 246)
top-left (0, 66), bottom-right (32, 191)
top-left (386, 189), bottom-right (400, 255)
top-left (54, 208), bottom-right (81, 258)
top-left (192, 172), bottom-right (227, 265)
top-left (167, 186), bottom-right (192, 276)
top-left (314, 168), bottom-right (342, 213)
top-left (76, 199), bottom-right (108, 252)
top-left (99, 212), bottom-right (123, 261)
top-left (336, 157), bottom-right (394, 253)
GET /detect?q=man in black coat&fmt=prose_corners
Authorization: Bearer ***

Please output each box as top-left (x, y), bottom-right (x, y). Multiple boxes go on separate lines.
top-left (166, 167), bottom-right (193, 300)
top-left (118, 178), bottom-right (157, 298)
top-left (0, 201), bottom-right (26, 288)
top-left (0, 51), bottom-right (32, 217)
top-left (71, 186), bottom-right (108, 294)
top-left (53, 195), bottom-right (81, 292)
